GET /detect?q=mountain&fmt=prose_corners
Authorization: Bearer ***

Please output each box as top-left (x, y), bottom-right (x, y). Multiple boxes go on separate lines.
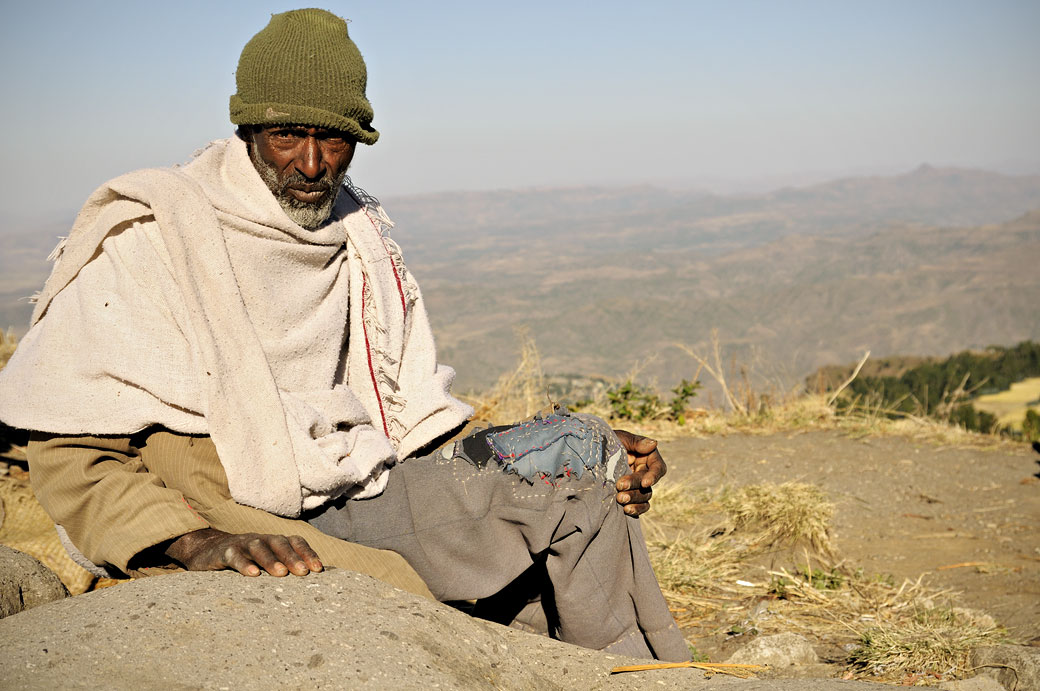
top-left (383, 167), bottom-right (1040, 392)
top-left (0, 220), bottom-right (67, 331)
top-left (2, 166), bottom-right (1039, 395)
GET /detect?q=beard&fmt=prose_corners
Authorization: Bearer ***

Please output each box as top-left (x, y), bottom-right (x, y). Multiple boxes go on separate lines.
top-left (249, 145), bottom-right (348, 230)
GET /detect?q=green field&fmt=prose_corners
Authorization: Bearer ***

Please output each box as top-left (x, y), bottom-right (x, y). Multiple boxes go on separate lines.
top-left (974, 377), bottom-right (1040, 429)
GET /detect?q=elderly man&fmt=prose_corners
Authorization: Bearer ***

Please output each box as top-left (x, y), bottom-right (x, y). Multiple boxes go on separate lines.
top-left (0, 9), bottom-right (686, 661)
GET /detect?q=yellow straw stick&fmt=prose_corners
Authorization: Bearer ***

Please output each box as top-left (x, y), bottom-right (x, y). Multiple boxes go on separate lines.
top-left (610, 662), bottom-right (767, 678)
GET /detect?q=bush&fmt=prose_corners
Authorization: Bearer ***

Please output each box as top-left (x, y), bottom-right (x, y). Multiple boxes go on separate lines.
top-left (606, 378), bottom-right (701, 424)
top-left (1023, 409), bottom-right (1040, 443)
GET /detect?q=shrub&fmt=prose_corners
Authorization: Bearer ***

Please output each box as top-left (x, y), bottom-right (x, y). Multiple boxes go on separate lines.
top-left (606, 378), bottom-right (700, 423)
top-left (1023, 408), bottom-right (1040, 443)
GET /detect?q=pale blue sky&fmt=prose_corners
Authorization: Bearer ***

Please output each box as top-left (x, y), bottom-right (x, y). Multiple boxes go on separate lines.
top-left (1, 0), bottom-right (1037, 225)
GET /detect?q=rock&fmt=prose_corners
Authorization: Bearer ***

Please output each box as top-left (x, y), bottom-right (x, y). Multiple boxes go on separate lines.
top-left (0, 569), bottom-right (892, 690)
top-left (0, 543), bottom-right (69, 618)
top-left (970, 645), bottom-right (1040, 691)
top-left (726, 632), bottom-right (820, 668)
top-left (939, 675), bottom-right (1007, 690)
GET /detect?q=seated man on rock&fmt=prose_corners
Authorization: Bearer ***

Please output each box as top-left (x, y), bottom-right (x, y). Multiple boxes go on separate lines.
top-left (0, 8), bottom-right (687, 661)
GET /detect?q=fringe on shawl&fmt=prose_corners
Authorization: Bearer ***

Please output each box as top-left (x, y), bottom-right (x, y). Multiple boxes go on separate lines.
top-left (342, 176), bottom-right (424, 448)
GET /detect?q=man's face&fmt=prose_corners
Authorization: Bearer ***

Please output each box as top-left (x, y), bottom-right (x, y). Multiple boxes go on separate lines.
top-left (247, 125), bottom-right (356, 229)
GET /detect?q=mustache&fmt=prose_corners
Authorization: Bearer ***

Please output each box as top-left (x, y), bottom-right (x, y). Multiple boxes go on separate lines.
top-left (277, 170), bottom-right (335, 198)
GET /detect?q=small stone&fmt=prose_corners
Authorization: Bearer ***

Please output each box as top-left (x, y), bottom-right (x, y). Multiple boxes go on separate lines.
top-left (971, 645), bottom-right (1040, 691)
top-left (725, 632), bottom-right (819, 667)
top-left (939, 675), bottom-right (1006, 691)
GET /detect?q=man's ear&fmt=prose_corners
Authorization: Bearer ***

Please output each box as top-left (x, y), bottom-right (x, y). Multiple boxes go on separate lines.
top-left (234, 126), bottom-right (256, 143)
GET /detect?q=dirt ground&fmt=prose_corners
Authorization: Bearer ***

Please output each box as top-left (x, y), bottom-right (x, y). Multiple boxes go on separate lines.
top-left (3, 426), bottom-right (1039, 685)
top-left (656, 430), bottom-right (1040, 658)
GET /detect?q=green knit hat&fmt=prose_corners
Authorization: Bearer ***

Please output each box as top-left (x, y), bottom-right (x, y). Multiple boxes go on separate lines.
top-left (230, 8), bottom-right (379, 145)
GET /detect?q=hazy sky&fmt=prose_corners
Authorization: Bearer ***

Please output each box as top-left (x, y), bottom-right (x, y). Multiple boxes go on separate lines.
top-left (1, 0), bottom-right (1038, 225)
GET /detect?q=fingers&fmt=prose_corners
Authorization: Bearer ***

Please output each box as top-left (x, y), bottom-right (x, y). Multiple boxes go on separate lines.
top-left (615, 452), bottom-right (667, 491)
top-left (288, 535), bottom-right (324, 574)
top-left (217, 534), bottom-right (323, 577)
top-left (614, 429), bottom-right (658, 454)
top-left (631, 436), bottom-right (658, 454)
top-left (222, 538), bottom-right (270, 577)
top-left (615, 483), bottom-right (652, 516)
top-left (249, 535), bottom-right (324, 577)
top-left (624, 501), bottom-right (651, 517)
top-left (166, 529), bottom-right (324, 577)
top-left (642, 450), bottom-right (667, 486)
top-left (613, 429), bottom-right (667, 516)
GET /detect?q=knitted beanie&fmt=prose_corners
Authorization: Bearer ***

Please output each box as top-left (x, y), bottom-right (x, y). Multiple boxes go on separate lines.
top-left (230, 8), bottom-right (378, 145)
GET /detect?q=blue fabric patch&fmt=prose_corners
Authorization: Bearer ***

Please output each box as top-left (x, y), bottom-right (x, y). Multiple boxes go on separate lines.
top-left (485, 410), bottom-right (622, 484)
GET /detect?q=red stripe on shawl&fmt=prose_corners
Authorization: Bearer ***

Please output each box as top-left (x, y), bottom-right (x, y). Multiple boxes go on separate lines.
top-left (389, 259), bottom-right (407, 316)
top-left (363, 209), bottom-right (407, 316)
top-left (361, 274), bottom-right (390, 437)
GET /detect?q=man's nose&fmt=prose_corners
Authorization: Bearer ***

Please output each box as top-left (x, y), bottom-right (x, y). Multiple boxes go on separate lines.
top-left (295, 137), bottom-right (323, 179)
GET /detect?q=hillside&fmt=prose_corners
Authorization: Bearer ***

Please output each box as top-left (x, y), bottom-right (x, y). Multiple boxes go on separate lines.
top-left (2, 166), bottom-right (1039, 393)
top-left (406, 209), bottom-right (1040, 393)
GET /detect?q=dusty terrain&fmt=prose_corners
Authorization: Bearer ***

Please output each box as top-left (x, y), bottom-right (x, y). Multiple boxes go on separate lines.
top-left (2, 427), bottom-right (1038, 687)
top-left (656, 430), bottom-right (1040, 662)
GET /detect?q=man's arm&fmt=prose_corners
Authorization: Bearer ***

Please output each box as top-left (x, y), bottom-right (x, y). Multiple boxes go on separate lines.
top-left (612, 430), bottom-right (667, 516)
top-left (28, 433), bottom-right (320, 577)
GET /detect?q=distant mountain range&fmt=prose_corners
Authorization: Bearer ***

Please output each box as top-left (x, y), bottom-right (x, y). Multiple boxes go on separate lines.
top-left (2, 165), bottom-right (1039, 395)
top-left (384, 165), bottom-right (1040, 392)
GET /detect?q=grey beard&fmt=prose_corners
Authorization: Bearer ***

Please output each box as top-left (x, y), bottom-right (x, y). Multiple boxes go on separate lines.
top-left (249, 146), bottom-right (347, 230)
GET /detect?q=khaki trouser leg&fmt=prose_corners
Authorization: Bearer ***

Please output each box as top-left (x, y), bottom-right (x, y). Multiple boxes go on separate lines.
top-left (138, 429), bottom-right (433, 599)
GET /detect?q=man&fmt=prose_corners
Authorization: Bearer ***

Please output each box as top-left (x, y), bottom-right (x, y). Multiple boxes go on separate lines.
top-left (0, 9), bottom-right (686, 661)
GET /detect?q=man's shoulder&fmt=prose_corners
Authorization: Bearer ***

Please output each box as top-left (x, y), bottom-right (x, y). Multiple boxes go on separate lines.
top-left (92, 138), bottom-right (233, 203)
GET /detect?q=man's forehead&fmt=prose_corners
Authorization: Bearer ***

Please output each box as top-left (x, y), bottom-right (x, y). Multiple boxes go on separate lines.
top-left (259, 124), bottom-right (352, 136)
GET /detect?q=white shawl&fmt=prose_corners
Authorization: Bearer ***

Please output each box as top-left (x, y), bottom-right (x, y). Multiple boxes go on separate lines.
top-left (0, 137), bottom-right (472, 517)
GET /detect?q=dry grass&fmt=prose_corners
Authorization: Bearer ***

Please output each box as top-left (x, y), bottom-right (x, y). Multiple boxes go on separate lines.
top-left (0, 328), bottom-right (17, 371)
top-left (722, 482), bottom-right (834, 555)
top-left (465, 329), bottom-right (551, 425)
top-left (847, 607), bottom-right (1006, 682)
top-left (471, 333), bottom-right (1020, 451)
top-left (641, 479), bottom-right (1006, 685)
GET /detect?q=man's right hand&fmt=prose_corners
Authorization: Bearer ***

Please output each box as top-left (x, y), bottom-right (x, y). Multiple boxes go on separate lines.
top-left (164, 528), bottom-right (323, 577)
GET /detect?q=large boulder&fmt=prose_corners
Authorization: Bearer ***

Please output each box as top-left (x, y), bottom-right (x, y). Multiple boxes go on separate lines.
top-left (0, 568), bottom-right (893, 690)
top-left (0, 543), bottom-right (68, 618)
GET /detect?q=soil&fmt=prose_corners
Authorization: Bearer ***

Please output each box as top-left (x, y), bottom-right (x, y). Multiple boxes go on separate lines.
top-left (3, 427), bottom-right (1038, 685)
top-left (657, 430), bottom-right (1040, 662)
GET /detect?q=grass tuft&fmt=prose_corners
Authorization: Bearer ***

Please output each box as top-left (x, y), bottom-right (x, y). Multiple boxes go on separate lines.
top-left (642, 479), bottom-right (1004, 685)
top-left (847, 606), bottom-right (1006, 681)
top-left (722, 482), bottom-right (835, 554)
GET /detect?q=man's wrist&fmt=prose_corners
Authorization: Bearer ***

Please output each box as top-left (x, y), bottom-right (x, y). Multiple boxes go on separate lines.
top-left (164, 527), bottom-right (223, 567)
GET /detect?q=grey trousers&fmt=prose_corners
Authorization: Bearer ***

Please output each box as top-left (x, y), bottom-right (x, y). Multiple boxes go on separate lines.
top-left (307, 419), bottom-right (689, 662)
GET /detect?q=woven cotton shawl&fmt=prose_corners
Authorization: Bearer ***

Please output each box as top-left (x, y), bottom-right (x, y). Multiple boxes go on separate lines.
top-left (0, 137), bottom-right (472, 517)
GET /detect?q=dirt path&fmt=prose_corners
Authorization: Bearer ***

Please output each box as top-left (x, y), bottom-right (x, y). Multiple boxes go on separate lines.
top-left (657, 431), bottom-right (1040, 644)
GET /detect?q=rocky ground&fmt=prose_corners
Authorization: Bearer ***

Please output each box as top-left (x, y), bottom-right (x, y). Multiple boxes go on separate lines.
top-left (656, 430), bottom-right (1040, 650)
top-left (1, 428), bottom-right (1038, 689)
top-left (644, 429), bottom-right (1040, 688)
top-left (0, 567), bottom-right (899, 690)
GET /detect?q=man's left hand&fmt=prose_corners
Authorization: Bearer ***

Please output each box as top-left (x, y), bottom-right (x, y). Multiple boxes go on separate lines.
top-left (613, 429), bottom-right (667, 516)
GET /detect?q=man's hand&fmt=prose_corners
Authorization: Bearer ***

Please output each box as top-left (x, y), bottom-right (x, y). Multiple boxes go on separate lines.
top-left (613, 429), bottom-right (667, 517)
top-left (164, 528), bottom-right (323, 577)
